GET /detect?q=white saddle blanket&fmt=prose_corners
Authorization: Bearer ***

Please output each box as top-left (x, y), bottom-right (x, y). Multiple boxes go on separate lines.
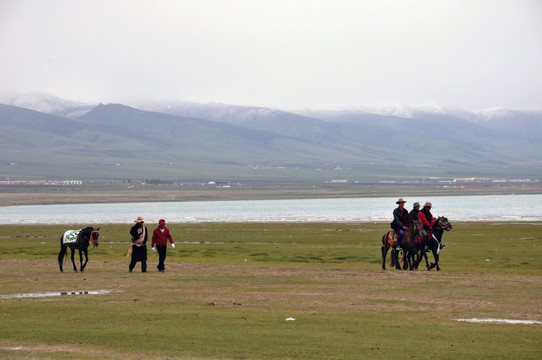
top-left (62, 230), bottom-right (80, 245)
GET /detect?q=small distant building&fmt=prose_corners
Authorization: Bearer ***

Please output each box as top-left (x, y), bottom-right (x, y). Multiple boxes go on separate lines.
top-left (453, 178), bottom-right (491, 182)
top-left (64, 180), bottom-right (83, 185)
top-left (208, 181), bottom-right (230, 188)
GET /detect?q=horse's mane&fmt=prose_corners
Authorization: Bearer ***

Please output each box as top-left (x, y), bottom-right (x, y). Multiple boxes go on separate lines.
top-left (412, 218), bottom-right (422, 227)
top-left (411, 219), bottom-right (422, 234)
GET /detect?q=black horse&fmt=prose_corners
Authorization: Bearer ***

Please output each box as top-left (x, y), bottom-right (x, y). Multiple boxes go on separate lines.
top-left (58, 227), bottom-right (100, 272)
top-left (416, 217), bottom-right (452, 271)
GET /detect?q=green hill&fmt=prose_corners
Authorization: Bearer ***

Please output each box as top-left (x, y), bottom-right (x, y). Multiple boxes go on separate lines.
top-left (1, 102), bottom-right (541, 182)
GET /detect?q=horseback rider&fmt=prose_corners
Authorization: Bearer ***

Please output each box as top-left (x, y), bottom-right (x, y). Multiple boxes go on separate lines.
top-left (409, 202), bottom-right (420, 221)
top-left (418, 202), bottom-right (435, 251)
top-left (392, 198), bottom-right (410, 250)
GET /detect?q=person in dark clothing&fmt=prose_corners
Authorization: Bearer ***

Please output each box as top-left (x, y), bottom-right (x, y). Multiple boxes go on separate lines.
top-left (151, 219), bottom-right (175, 272)
top-left (129, 216), bottom-right (148, 272)
top-left (392, 198), bottom-right (410, 250)
top-left (409, 202), bottom-right (420, 221)
top-left (418, 202), bottom-right (435, 251)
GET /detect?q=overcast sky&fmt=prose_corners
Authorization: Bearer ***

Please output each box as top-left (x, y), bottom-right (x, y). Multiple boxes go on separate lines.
top-left (1, 0), bottom-right (541, 110)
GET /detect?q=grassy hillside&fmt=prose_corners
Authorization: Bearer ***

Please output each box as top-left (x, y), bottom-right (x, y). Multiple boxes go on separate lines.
top-left (1, 102), bottom-right (541, 182)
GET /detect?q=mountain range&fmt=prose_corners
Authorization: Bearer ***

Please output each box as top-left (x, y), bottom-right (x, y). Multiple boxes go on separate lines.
top-left (1, 94), bottom-right (541, 182)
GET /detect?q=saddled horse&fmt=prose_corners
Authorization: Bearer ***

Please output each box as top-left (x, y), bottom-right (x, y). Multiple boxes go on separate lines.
top-left (400, 219), bottom-right (423, 270)
top-left (58, 227), bottom-right (100, 272)
top-left (416, 217), bottom-right (452, 271)
top-left (381, 219), bottom-right (422, 270)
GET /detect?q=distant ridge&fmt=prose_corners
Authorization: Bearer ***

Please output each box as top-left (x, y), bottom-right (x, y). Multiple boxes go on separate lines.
top-left (1, 94), bottom-right (541, 181)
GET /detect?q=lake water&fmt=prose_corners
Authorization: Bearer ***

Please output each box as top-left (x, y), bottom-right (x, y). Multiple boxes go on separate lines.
top-left (0, 194), bottom-right (541, 225)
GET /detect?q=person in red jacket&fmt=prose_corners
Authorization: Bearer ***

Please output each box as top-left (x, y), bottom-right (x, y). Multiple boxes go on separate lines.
top-left (151, 219), bottom-right (175, 272)
top-left (418, 202), bottom-right (435, 251)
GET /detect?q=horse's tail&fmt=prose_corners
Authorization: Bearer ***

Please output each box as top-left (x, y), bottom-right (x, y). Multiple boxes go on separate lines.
top-left (59, 235), bottom-right (69, 263)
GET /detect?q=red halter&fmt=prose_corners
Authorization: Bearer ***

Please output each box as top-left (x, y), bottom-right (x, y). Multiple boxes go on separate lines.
top-left (90, 230), bottom-right (99, 245)
top-left (90, 230), bottom-right (100, 254)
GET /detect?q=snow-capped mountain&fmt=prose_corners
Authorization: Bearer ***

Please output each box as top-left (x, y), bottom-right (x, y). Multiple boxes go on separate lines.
top-left (0, 92), bottom-right (90, 116)
top-left (1, 92), bottom-right (540, 181)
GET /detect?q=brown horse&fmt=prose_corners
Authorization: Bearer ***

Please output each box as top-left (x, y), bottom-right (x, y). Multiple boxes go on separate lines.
top-left (381, 229), bottom-right (400, 270)
top-left (381, 219), bottom-right (421, 270)
top-left (400, 219), bottom-right (423, 270)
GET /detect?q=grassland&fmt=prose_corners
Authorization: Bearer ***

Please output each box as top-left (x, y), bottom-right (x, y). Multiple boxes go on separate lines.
top-left (0, 221), bottom-right (541, 359)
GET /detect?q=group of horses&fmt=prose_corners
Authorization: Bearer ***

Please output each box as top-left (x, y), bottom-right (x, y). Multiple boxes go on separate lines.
top-left (56, 218), bottom-right (452, 272)
top-left (381, 216), bottom-right (452, 271)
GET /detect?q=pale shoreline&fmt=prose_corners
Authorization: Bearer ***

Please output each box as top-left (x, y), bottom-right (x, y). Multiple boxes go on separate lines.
top-left (1, 182), bottom-right (540, 207)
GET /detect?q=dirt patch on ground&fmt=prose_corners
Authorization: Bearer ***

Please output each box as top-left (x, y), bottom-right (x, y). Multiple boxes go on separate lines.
top-left (0, 340), bottom-right (223, 360)
top-left (3, 259), bottom-right (539, 318)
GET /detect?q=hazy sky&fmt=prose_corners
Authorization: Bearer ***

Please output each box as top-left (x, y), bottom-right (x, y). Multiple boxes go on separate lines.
top-left (1, 0), bottom-right (541, 110)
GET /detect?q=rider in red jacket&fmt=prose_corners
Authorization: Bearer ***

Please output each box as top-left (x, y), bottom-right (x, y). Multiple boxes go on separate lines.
top-left (418, 202), bottom-right (435, 251)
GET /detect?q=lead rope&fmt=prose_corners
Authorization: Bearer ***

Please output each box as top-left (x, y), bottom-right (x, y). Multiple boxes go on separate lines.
top-left (432, 233), bottom-right (441, 255)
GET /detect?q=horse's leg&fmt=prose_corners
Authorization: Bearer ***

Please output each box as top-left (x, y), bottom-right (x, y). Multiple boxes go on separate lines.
top-left (394, 250), bottom-right (401, 270)
top-left (381, 246), bottom-right (388, 270)
top-left (408, 251), bottom-right (415, 270)
top-left (78, 249), bottom-right (83, 272)
top-left (58, 242), bottom-right (66, 272)
top-left (80, 249), bottom-right (88, 272)
top-left (414, 248), bottom-right (422, 270)
top-left (433, 251), bottom-right (440, 271)
top-left (434, 239), bottom-right (442, 271)
top-left (416, 250), bottom-right (423, 270)
top-left (70, 247), bottom-right (77, 272)
top-left (422, 250), bottom-right (430, 270)
top-left (402, 250), bottom-right (408, 270)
